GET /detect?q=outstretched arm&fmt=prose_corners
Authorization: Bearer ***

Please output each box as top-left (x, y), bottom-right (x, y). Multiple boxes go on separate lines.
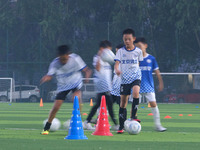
top-left (154, 69), bottom-right (164, 92)
top-left (40, 75), bottom-right (53, 85)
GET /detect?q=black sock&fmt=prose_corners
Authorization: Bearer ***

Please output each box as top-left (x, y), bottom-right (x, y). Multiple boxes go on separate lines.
top-left (119, 107), bottom-right (127, 130)
top-left (131, 98), bottom-right (139, 119)
top-left (44, 122), bottom-right (51, 131)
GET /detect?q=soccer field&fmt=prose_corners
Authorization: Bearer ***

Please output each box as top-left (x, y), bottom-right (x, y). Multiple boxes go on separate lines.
top-left (0, 103), bottom-right (200, 150)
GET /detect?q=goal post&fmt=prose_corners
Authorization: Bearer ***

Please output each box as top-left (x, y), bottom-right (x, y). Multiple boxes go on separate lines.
top-left (0, 78), bottom-right (15, 103)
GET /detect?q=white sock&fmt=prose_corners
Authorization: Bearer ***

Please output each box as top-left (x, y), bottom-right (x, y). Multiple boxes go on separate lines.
top-left (151, 106), bottom-right (161, 127)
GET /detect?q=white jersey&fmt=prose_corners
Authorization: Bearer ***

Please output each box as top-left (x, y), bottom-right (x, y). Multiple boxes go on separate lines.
top-left (47, 53), bottom-right (86, 92)
top-left (111, 65), bottom-right (121, 96)
top-left (93, 55), bottom-right (112, 93)
top-left (114, 46), bottom-right (143, 84)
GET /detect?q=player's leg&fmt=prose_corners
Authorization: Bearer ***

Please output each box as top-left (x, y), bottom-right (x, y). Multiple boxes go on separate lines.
top-left (146, 93), bottom-right (167, 132)
top-left (84, 93), bottom-right (102, 130)
top-left (118, 94), bottom-right (129, 133)
top-left (42, 91), bottom-right (68, 134)
top-left (105, 93), bottom-right (117, 125)
top-left (112, 94), bottom-right (120, 107)
top-left (130, 80), bottom-right (141, 122)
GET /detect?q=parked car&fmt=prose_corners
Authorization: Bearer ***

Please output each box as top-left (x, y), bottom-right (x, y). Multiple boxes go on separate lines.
top-left (163, 89), bottom-right (200, 103)
top-left (0, 85), bottom-right (40, 102)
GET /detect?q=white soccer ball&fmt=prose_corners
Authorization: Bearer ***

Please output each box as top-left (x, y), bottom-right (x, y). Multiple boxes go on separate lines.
top-left (63, 119), bottom-right (71, 130)
top-left (43, 118), bottom-right (61, 132)
top-left (101, 49), bottom-right (115, 64)
top-left (124, 120), bottom-right (141, 135)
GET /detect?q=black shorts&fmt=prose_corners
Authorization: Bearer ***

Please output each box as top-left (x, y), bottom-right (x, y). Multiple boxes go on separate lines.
top-left (120, 80), bottom-right (141, 95)
top-left (55, 88), bottom-right (79, 100)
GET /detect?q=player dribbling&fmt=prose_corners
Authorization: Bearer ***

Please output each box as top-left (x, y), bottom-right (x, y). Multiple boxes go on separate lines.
top-left (114, 29), bottom-right (143, 133)
top-left (40, 45), bottom-right (91, 135)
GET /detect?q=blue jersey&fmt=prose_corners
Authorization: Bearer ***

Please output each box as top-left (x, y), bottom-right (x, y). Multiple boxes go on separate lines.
top-left (140, 54), bottom-right (159, 93)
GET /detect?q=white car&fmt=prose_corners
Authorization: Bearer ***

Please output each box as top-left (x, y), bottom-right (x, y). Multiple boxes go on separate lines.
top-left (47, 83), bottom-right (96, 102)
top-left (0, 85), bottom-right (40, 102)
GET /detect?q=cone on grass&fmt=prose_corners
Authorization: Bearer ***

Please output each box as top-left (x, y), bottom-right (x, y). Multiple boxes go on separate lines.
top-left (40, 98), bottom-right (43, 107)
top-left (164, 115), bottom-right (172, 119)
top-left (90, 99), bottom-right (93, 106)
top-left (179, 114), bottom-right (183, 116)
top-left (64, 96), bottom-right (88, 140)
top-left (92, 95), bottom-right (113, 136)
top-left (148, 113), bottom-right (153, 116)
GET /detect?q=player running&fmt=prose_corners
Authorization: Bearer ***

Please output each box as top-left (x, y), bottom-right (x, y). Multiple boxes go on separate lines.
top-left (110, 44), bottom-right (124, 106)
top-left (84, 40), bottom-right (118, 130)
top-left (134, 37), bottom-right (167, 132)
top-left (40, 45), bottom-right (92, 135)
top-left (114, 29), bottom-right (143, 133)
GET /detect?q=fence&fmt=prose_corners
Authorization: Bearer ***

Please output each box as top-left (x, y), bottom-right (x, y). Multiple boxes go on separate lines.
top-left (0, 73), bottom-right (200, 103)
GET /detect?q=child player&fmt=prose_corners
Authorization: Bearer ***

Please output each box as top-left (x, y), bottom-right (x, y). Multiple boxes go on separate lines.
top-left (111, 44), bottom-right (124, 106)
top-left (84, 40), bottom-right (118, 130)
top-left (134, 37), bottom-right (167, 132)
top-left (114, 29), bottom-right (143, 133)
top-left (40, 45), bottom-right (92, 135)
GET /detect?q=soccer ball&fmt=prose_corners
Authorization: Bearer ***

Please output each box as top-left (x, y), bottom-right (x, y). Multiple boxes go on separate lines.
top-left (101, 49), bottom-right (115, 64)
top-left (124, 120), bottom-right (141, 135)
top-left (63, 119), bottom-right (71, 130)
top-left (43, 118), bottom-right (61, 132)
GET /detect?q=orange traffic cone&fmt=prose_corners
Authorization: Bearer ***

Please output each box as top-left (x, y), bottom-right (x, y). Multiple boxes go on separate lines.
top-left (90, 99), bottom-right (93, 106)
top-left (92, 95), bottom-right (113, 136)
top-left (40, 98), bottom-right (43, 107)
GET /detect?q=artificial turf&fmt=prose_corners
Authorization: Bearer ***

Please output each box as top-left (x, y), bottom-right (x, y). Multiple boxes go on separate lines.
top-left (0, 102), bottom-right (200, 150)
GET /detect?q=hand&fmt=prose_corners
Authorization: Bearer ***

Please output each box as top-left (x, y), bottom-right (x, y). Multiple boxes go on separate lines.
top-left (40, 75), bottom-right (52, 85)
top-left (115, 69), bottom-right (122, 76)
top-left (97, 49), bottom-right (103, 56)
top-left (158, 82), bottom-right (164, 92)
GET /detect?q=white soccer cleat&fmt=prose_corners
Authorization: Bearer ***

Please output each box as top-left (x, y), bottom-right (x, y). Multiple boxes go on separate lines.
top-left (155, 126), bottom-right (167, 132)
top-left (83, 121), bottom-right (95, 130)
top-left (111, 125), bottom-right (120, 131)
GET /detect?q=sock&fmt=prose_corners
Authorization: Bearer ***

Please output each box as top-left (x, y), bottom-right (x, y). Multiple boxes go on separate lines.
top-left (151, 106), bottom-right (161, 127)
top-left (44, 122), bottom-right (51, 131)
top-left (131, 98), bottom-right (139, 119)
top-left (119, 107), bottom-right (127, 130)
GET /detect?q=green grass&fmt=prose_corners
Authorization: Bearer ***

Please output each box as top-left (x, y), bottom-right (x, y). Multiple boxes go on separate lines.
top-left (0, 103), bottom-right (200, 150)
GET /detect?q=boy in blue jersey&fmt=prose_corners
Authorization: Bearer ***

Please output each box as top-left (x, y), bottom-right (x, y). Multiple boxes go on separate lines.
top-left (114, 29), bottom-right (143, 133)
top-left (84, 40), bottom-right (118, 130)
top-left (40, 45), bottom-right (92, 135)
top-left (134, 37), bottom-right (167, 132)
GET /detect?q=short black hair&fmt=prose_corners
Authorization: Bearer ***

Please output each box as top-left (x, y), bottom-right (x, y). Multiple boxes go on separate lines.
top-left (57, 45), bottom-right (70, 56)
top-left (116, 43), bottom-right (124, 49)
top-left (123, 28), bottom-right (135, 37)
top-left (99, 40), bottom-right (112, 48)
top-left (134, 37), bottom-right (147, 44)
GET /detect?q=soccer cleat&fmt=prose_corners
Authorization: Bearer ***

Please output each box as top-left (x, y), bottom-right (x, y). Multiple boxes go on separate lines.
top-left (90, 118), bottom-right (97, 124)
top-left (155, 126), bottom-right (167, 132)
top-left (117, 129), bottom-right (124, 134)
top-left (83, 121), bottom-right (95, 130)
top-left (111, 125), bottom-right (120, 131)
top-left (41, 130), bottom-right (49, 135)
top-left (133, 119), bottom-right (141, 123)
